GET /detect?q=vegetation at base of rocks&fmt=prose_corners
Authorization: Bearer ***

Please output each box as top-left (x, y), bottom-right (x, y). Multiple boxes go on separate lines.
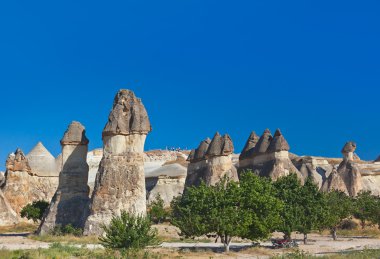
top-left (0, 243), bottom-right (162, 259)
top-left (100, 211), bottom-right (158, 249)
top-left (274, 248), bottom-right (380, 259)
top-left (171, 172), bottom-right (283, 252)
top-left (353, 191), bottom-right (380, 229)
top-left (29, 234), bottom-right (100, 244)
top-left (20, 200), bottom-right (49, 223)
top-left (0, 223), bottom-right (38, 234)
top-left (51, 224), bottom-right (83, 237)
top-left (148, 194), bottom-right (170, 224)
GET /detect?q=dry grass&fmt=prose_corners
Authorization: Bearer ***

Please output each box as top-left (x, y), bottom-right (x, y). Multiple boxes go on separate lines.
top-left (0, 222), bottom-right (38, 234)
top-left (29, 234), bottom-right (100, 244)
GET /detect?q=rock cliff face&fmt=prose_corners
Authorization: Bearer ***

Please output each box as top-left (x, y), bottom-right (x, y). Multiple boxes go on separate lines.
top-left (0, 189), bottom-right (18, 226)
top-left (185, 133), bottom-right (238, 187)
top-left (2, 149), bottom-right (58, 216)
top-left (322, 142), bottom-right (362, 196)
top-left (84, 89), bottom-right (151, 236)
top-left (239, 129), bottom-right (304, 182)
top-left (38, 122), bottom-right (90, 235)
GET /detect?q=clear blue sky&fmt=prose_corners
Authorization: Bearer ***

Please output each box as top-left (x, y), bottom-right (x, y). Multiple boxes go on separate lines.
top-left (0, 1), bottom-right (379, 171)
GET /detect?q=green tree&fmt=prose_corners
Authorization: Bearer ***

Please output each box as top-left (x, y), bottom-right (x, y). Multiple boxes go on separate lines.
top-left (297, 177), bottom-right (327, 244)
top-left (323, 190), bottom-right (353, 240)
top-left (148, 194), bottom-right (169, 224)
top-left (171, 173), bottom-right (283, 252)
top-left (353, 191), bottom-right (378, 229)
top-left (273, 174), bottom-right (303, 241)
top-left (20, 200), bottom-right (49, 223)
top-left (100, 211), bottom-right (158, 250)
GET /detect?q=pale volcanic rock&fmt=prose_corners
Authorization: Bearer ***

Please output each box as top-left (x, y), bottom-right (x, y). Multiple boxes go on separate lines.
top-left (38, 122), bottom-right (90, 235)
top-left (2, 149), bottom-right (58, 216)
top-left (84, 89), bottom-right (151, 236)
top-left (26, 142), bottom-right (59, 177)
top-left (147, 175), bottom-right (186, 208)
top-left (6, 149), bottom-right (31, 174)
top-left (0, 189), bottom-right (18, 226)
top-left (239, 129), bottom-right (303, 183)
top-left (0, 172), bottom-right (4, 187)
top-left (322, 142), bottom-right (363, 196)
top-left (186, 133), bottom-right (238, 187)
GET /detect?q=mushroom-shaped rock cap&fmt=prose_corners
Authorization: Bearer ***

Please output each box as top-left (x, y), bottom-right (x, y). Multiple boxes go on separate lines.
top-left (375, 156), bottom-right (380, 162)
top-left (6, 148), bottom-right (31, 173)
top-left (103, 89), bottom-right (152, 137)
top-left (192, 138), bottom-right (211, 162)
top-left (187, 149), bottom-right (195, 162)
top-left (240, 131), bottom-right (259, 160)
top-left (253, 129), bottom-right (273, 154)
top-left (267, 129), bottom-right (290, 153)
top-left (341, 141), bottom-right (357, 154)
top-left (206, 132), bottom-right (234, 158)
top-left (61, 121), bottom-right (89, 145)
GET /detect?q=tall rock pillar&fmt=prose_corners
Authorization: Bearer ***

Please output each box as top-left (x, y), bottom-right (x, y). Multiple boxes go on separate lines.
top-left (84, 89), bottom-right (151, 236)
top-left (38, 121), bottom-right (90, 234)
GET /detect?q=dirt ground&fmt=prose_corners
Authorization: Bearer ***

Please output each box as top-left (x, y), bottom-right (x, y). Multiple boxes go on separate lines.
top-left (1, 231), bottom-right (380, 258)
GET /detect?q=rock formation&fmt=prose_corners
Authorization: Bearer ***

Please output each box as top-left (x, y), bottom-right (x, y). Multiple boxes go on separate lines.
top-left (375, 156), bottom-right (380, 163)
top-left (0, 189), bottom-right (18, 226)
top-left (185, 138), bottom-right (211, 187)
top-left (26, 142), bottom-right (59, 177)
top-left (239, 131), bottom-right (259, 160)
top-left (38, 122), bottom-right (90, 235)
top-left (2, 149), bottom-right (58, 215)
top-left (239, 129), bottom-right (304, 182)
top-left (186, 133), bottom-right (238, 187)
top-left (147, 175), bottom-right (186, 208)
top-left (322, 142), bottom-right (362, 196)
top-left (84, 89), bottom-right (151, 236)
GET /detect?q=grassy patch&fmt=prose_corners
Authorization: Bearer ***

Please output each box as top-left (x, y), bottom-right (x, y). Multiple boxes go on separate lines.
top-left (29, 234), bottom-right (100, 244)
top-left (0, 243), bottom-right (163, 259)
top-left (0, 223), bottom-right (38, 234)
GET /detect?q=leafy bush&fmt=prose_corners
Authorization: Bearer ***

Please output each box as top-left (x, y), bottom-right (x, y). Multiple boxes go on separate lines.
top-left (148, 194), bottom-right (169, 224)
top-left (20, 200), bottom-right (49, 223)
top-left (100, 211), bottom-right (158, 249)
top-left (51, 224), bottom-right (83, 237)
top-left (339, 219), bottom-right (358, 230)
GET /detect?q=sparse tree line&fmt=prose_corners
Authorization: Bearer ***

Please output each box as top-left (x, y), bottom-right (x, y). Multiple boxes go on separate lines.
top-left (20, 171), bottom-right (380, 252)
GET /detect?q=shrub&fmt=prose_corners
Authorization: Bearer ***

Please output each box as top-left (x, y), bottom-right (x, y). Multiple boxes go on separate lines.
top-left (20, 200), bottom-right (49, 223)
top-left (339, 219), bottom-right (358, 230)
top-left (148, 194), bottom-right (169, 223)
top-left (100, 211), bottom-right (158, 249)
top-left (51, 224), bottom-right (83, 237)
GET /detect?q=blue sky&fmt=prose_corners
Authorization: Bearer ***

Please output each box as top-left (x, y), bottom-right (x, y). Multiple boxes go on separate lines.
top-left (0, 1), bottom-right (379, 171)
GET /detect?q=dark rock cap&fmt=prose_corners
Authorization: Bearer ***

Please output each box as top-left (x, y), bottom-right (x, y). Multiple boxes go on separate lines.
top-left (341, 141), bottom-right (357, 154)
top-left (192, 138), bottom-right (211, 162)
top-left (206, 132), bottom-right (234, 158)
top-left (253, 129), bottom-right (273, 154)
top-left (187, 150), bottom-right (195, 162)
top-left (103, 89), bottom-right (152, 137)
top-left (376, 156), bottom-right (380, 162)
top-left (267, 129), bottom-right (290, 153)
top-left (61, 121), bottom-right (89, 145)
top-left (240, 131), bottom-right (259, 160)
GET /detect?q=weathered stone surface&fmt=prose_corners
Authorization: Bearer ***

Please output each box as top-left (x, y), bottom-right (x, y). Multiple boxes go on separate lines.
top-left (0, 189), bottom-right (18, 226)
top-left (267, 129), bottom-right (290, 153)
top-left (192, 138), bottom-right (211, 162)
top-left (38, 122), bottom-right (90, 235)
top-left (26, 142), bottom-right (59, 177)
top-left (186, 133), bottom-right (238, 187)
top-left (2, 148), bottom-right (58, 216)
top-left (84, 89), bottom-right (151, 236)
top-left (322, 142), bottom-right (362, 196)
top-left (6, 149), bottom-right (31, 173)
top-left (102, 89), bottom-right (152, 137)
top-left (147, 175), bottom-right (185, 208)
top-left (0, 172), bottom-right (5, 187)
top-left (239, 131), bottom-right (259, 160)
top-left (253, 129), bottom-right (272, 154)
top-left (206, 133), bottom-right (234, 158)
